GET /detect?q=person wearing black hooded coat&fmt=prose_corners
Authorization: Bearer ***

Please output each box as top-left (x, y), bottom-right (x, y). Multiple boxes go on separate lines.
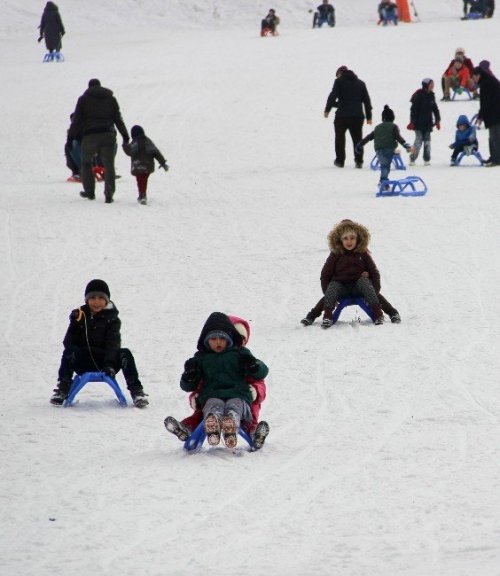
top-left (38, 2), bottom-right (65, 53)
top-left (472, 66), bottom-right (500, 165)
top-left (324, 67), bottom-right (373, 168)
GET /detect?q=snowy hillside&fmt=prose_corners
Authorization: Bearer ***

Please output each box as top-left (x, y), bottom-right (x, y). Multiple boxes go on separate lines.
top-left (1, 1), bottom-right (500, 576)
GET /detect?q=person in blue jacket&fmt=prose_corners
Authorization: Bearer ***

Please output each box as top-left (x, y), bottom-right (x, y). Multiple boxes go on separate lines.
top-left (449, 115), bottom-right (478, 165)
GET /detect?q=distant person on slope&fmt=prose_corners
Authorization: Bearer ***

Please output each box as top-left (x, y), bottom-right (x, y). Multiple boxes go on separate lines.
top-left (38, 2), bottom-right (65, 55)
top-left (313, 0), bottom-right (335, 28)
top-left (261, 9), bottom-right (280, 36)
top-left (324, 66), bottom-right (373, 168)
top-left (123, 125), bottom-right (169, 205)
top-left (407, 78), bottom-right (441, 166)
top-left (69, 79), bottom-right (129, 203)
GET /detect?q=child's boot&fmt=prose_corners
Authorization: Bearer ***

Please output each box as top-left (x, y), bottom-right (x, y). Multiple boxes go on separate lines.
top-left (130, 387), bottom-right (149, 408)
top-left (138, 193), bottom-right (147, 205)
top-left (321, 308), bottom-right (334, 329)
top-left (390, 310), bottom-right (401, 323)
top-left (164, 416), bottom-right (191, 441)
top-left (221, 415), bottom-right (238, 449)
top-left (252, 421), bottom-right (270, 450)
top-left (50, 380), bottom-right (71, 406)
top-left (372, 304), bottom-right (384, 325)
top-left (204, 413), bottom-right (221, 446)
top-left (301, 309), bottom-right (319, 326)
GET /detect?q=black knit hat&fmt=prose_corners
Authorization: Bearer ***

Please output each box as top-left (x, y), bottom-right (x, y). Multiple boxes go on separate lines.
top-left (84, 279), bottom-right (110, 304)
top-left (131, 125), bottom-right (145, 138)
top-left (381, 105), bottom-right (395, 122)
top-left (88, 78), bottom-right (101, 88)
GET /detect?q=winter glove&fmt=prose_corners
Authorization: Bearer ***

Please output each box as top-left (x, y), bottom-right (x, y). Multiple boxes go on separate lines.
top-left (248, 384), bottom-right (258, 402)
top-left (455, 87), bottom-right (463, 95)
top-left (449, 144), bottom-right (455, 149)
top-left (69, 307), bottom-right (84, 322)
top-left (435, 122), bottom-right (441, 130)
top-left (355, 143), bottom-right (363, 154)
top-left (37, 36), bottom-right (43, 43)
top-left (103, 366), bottom-right (116, 378)
top-left (406, 122), bottom-right (415, 130)
top-left (182, 359), bottom-right (199, 382)
top-left (160, 163), bottom-right (169, 172)
top-left (189, 392), bottom-right (199, 410)
top-left (403, 143), bottom-right (411, 152)
top-left (240, 353), bottom-right (260, 375)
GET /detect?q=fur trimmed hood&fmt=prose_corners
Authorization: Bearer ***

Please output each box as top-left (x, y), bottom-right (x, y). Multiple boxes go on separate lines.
top-left (327, 219), bottom-right (371, 254)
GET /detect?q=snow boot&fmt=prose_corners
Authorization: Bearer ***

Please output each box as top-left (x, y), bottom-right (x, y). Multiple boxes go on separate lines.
top-left (80, 190), bottom-right (95, 200)
top-left (164, 416), bottom-right (191, 441)
top-left (372, 304), bottom-right (384, 325)
top-left (131, 390), bottom-right (149, 408)
top-left (252, 421), bottom-right (270, 450)
top-left (221, 415), bottom-right (238, 449)
top-left (390, 310), bottom-right (401, 323)
top-left (204, 413), bottom-right (221, 446)
top-left (301, 310), bottom-right (318, 326)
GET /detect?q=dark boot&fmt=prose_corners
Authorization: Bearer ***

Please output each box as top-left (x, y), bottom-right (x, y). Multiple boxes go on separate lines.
top-left (372, 304), bottom-right (384, 325)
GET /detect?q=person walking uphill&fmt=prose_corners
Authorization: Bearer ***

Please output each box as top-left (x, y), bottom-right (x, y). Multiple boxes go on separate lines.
top-left (69, 79), bottom-right (129, 203)
top-left (38, 2), bottom-right (65, 55)
top-left (324, 66), bottom-right (373, 168)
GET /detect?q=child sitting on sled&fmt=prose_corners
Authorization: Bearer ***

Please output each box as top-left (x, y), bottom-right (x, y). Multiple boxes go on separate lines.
top-left (261, 9), bottom-right (280, 36)
top-left (50, 279), bottom-right (149, 408)
top-left (122, 125), bottom-right (168, 205)
top-left (305, 220), bottom-right (385, 329)
top-left (356, 105), bottom-right (414, 189)
top-left (167, 312), bottom-right (269, 449)
top-left (449, 114), bottom-right (479, 165)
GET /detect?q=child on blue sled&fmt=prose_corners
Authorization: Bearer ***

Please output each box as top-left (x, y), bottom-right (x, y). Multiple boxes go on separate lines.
top-left (449, 114), bottom-right (479, 165)
top-left (165, 312), bottom-right (269, 449)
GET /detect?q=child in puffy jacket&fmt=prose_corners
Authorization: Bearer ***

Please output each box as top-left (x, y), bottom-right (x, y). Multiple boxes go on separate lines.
top-left (122, 125), bottom-right (168, 205)
top-left (165, 312), bottom-right (270, 449)
top-left (449, 114), bottom-right (479, 165)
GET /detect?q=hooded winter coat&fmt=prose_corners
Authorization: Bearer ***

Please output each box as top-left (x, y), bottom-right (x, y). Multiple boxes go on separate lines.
top-left (451, 115), bottom-right (477, 147)
top-left (39, 2), bottom-right (65, 52)
top-left (63, 303), bottom-right (121, 368)
top-left (324, 70), bottom-right (373, 121)
top-left (180, 312), bottom-right (268, 407)
top-left (320, 220), bottom-right (381, 293)
top-left (69, 85), bottom-right (129, 141)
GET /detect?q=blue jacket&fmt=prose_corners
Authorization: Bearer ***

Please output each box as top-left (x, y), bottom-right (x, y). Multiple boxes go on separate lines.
top-left (451, 115), bottom-right (477, 148)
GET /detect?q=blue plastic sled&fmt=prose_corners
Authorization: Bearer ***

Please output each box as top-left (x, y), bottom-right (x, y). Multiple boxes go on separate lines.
top-left (376, 175), bottom-right (427, 197)
top-left (43, 51), bottom-right (64, 62)
top-left (453, 149), bottom-right (484, 166)
top-left (370, 153), bottom-right (406, 171)
top-left (63, 371), bottom-right (127, 407)
top-left (184, 421), bottom-right (254, 451)
top-left (331, 297), bottom-right (376, 324)
top-left (451, 87), bottom-right (473, 101)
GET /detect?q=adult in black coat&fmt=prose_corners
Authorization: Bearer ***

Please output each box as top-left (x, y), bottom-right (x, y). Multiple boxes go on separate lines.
top-left (38, 2), bottom-right (65, 53)
top-left (69, 79), bottom-right (129, 202)
top-left (408, 79), bottom-right (441, 165)
top-left (324, 67), bottom-right (372, 168)
top-left (472, 66), bottom-right (500, 165)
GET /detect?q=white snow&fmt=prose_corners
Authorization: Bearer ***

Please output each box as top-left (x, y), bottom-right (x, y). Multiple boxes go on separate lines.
top-left (1, 1), bottom-right (500, 575)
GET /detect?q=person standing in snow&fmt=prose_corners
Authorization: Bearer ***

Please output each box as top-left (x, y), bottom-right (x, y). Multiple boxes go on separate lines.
top-left (122, 125), bottom-right (169, 205)
top-left (69, 78), bottom-right (129, 203)
top-left (324, 66), bottom-right (373, 168)
top-left (407, 78), bottom-right (441, 166)
top-left (472, 65), bottom-right (500, 166)
top-left (38, 2), bottom-right (65, 55)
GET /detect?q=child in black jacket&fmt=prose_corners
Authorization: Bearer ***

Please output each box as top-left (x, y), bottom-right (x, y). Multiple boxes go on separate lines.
top-left (123, 125), bottom-right (168, 205)
top-left (50, 279), bottom-right (148, 408)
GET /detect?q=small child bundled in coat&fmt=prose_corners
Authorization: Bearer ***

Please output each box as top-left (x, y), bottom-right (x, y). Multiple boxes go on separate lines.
top-left (356, 105), bottom-right (414, 188)
top-left (165, 315), bottom-right (270, 449)
top-left (50, 279), bottom-right (148, 408)
top-left (177, 312), bottom-right (269, 449)
top-left (317, 220), bottom-right (385, 329)
top-left (122, 125), bottom-right (168, 205)
top-left (449, 114), bottom-right (479, 165)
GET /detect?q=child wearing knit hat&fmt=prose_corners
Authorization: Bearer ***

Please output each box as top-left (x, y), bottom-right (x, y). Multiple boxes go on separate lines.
top-left (50, 279), bottom-right (148, 408)
top-left (122, 125), bottom-right (169, 205)
top-left (356, 105), bottom-right (414, 188)
top-left (170, 312), bottom-right (269, 449)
